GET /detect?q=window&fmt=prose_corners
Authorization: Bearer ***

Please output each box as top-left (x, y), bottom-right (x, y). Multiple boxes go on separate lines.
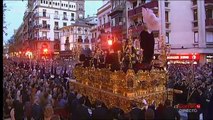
top-left (65, 37), bottom-right (70, 51)
top-left (42, 31), bottom-right (47, 37)
top-left (63, 12), bottom-right (67, 20)
top-left (166, 32), bottom-right (169, 43)
top-left (206, 9), bottom-right (213, 19)
top-left (165, 11), bottom-right (169, 22)
top-left (62, 3), bottom-right (63, 7)
top-left (71, 13), bottom-right (75, 21)
top-left (41, 0), bottom-right (43, 3)
top-left (78, 28), bottom-right (81, 31)
top-left (49, 2), bottom-right (51, 5)
top-left (78, 36), bottom-right (82, 42)
top-left (42, 20), bottom-right (47, 25)
top-left (66, 4), bottom-right (68, 7)
top-left (192, 0), bottom-right (197, 5)
top-left (193, 9), bottom-right (198, 20)
top-left (46, 1), bottom-right (48, 4)
top-left (69, 5), bottom-right (71, 8)
top-left (54, 22), bottom-right (59, 29)
top-left (43, 9), bottom-right (46, 17)
top-left (85, 29), bottom-right (87, 32)
top-left (206, 32), bottom-right (213, 43)
top-left (54, 32), bottom-right (59, 40)
top-left (63, 22), bottom-right (67, 26)
top-left (194, 32), bottom-right (199, 43)
top-left (84, 37), bottom-right (89, 43)
top-left (54, 11), bottom-right (59, 19)
top-left (65, 37), bottom-right (69, 44)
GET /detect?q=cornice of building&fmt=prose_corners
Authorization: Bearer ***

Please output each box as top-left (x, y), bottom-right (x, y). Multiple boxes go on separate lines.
top-left (97, 5), bottom-right (111, 15)
top-left (33, 5), bottom-right (77, 13)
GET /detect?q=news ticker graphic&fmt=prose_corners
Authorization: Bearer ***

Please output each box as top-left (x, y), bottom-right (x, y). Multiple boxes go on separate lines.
top-left (174, 104), bottom-right (201, 113)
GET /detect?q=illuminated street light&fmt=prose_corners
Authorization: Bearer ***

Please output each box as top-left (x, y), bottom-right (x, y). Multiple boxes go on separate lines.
top-left (108, 39), bottom-right (113, 46)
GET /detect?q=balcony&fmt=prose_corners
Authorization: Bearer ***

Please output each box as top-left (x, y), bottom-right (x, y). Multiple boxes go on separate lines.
top-left (54, 38), bottom-right (60, 41)
top-left (63, 16), bottom-right (68, 21)
top-left (111, 25), bottom-right (123, 33)
top-left (34, 24), bottom-right (50, 30)
top-left (128, 25), bottom-right (144, 36)
top-left (104, 22), bottom-right (110, 28)
top-left (128, 0), bottom-right (158, 17)
top-left (34, 13), bottom-right (50, 19)
top-left (38, 36), bottom-right (50, 41)
top-left (192, 21), bottom-right (198, 29)
top-left (206, 18), bottom-right (213, 31)
top-left (91, 38), bottom-right (96, 43)
top-left (108, 5), bottom-right (124, 16)
top-left (54, 26), bottom-right (60, 30)
top-left (206, 18), bottom-right (213, 26)
top-left (165, 22), bottom-right (171, 29)
top-left (128, 9), bottom-right (136, 18)
top-left (41, 24), bottom-right (50, 30)
top-left (54, 15), bottom-right (60, 20)
top-left (205, 0), bottom-right (213, 4)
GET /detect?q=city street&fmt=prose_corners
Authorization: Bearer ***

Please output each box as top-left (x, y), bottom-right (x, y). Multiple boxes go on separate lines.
top-left (3, 0), bottom-right (213, 120)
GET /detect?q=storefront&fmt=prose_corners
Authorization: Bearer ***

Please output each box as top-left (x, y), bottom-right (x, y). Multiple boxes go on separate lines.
top-left (206, 54), bottom-right (213, 63)
top-left (167, 54), bottom-right (200, 64)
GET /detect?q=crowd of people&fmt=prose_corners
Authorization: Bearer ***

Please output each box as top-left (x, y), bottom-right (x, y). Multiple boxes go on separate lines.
top-left (3, 57), bottom-right (213, 120)
top-left (168, 63), bottom-right (213, 119)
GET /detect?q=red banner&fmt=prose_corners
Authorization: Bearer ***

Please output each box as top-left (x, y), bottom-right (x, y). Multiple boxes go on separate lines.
top-left (167, 54), bottom-right (200, 60)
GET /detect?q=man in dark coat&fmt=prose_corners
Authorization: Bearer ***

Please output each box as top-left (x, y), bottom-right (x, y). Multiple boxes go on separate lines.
top-left (92, 100), bottom-right (109, 120)
top-left (129, 102), bottom-right (145, 120)
top-left (76, 96), bottom-right (91, 120)
top-left (14, 99), bottom-right (24, 120)
top-left (32, 99), bottom-right (43, 120)
top-left (163, 100), bottom-right (180, 120)
top-left (139, 29), bottom-right (155, 64)
top-left (207, 94), bottom-right (213, 120)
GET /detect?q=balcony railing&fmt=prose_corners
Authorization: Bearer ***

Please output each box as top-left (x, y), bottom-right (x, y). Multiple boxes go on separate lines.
top-left (34, 24), bottom-right (50, 30)
top-left (63, 16), bottom-right (68, 20)
top-left (128, 24), bottom-right (144, 33)
top-left (205, 0), bottom-right (213, 4)
top-left (104, 22), bottom-right (110, 28)
top-left (166, 22), bottom-right (170, 29)
top-left (111, 25), bottom-right (123, 32)
top-left (206, 18), bottom-right (213, 26)
top-left (128, 0), bottom-right (158, 17)
top-left (54, 26), bottom-right (60, 30)
top-left (34, 13), bottom-right (50, 18)
top-left (91, 38), bottom-right (96, 43)
top-left (128, 9), bottom-right (136, 17)
top-left (192, 0), bottom-right (197, 6)
top-left (193, 21), bottom-right (198, 28)
top-left (36, 36), bottom-right (50, 40)
top-left (54, 15), bottom-right (60, 20)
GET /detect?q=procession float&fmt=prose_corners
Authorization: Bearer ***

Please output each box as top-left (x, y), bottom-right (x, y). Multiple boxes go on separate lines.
top-left (70, 7), bottom-right (173, 113)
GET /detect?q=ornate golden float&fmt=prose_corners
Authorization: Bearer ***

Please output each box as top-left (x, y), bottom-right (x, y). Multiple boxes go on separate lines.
top-left (70, 35), bottom-right (173, 112)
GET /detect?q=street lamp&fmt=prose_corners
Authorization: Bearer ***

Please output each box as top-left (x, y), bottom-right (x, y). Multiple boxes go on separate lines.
top-left (43, 48), bottom-right (48, 65)
top-left (25, 51), bottom-right (33, 69)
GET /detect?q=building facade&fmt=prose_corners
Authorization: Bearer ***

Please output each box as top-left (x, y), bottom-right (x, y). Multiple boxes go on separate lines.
top-left (60, 19), bottom-right (95, 58)
top-left (126, 0), bottom-right (213, 64)
top-left (13, 0), bottom-right (85, 59)
top-left (97, 0), bottom-right (112, 49)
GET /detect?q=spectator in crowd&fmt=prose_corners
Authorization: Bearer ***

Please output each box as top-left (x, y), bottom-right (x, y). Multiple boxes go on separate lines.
top-left (129, 102), bottom-right (145, 120)
top-left (163, 100), bottom-right (180, 120)
top-left (92, 100), bottom-right (109, 120)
